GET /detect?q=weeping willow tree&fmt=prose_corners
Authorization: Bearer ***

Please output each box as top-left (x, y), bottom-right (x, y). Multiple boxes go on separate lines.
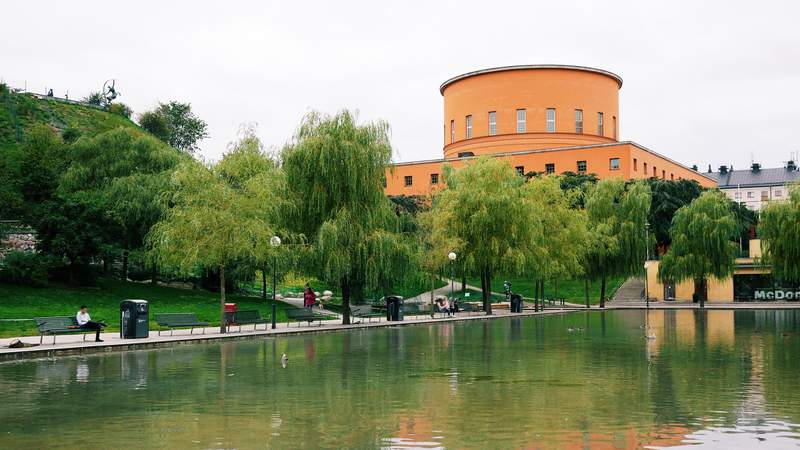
top-left (521, 175), bottom-right (588, 306)
top-left (759, 183), bottom-right (800, 283)
top-left (148, 130), bottom-right (279, 332)
top-left (428, 157), bottom-right (532, 314)
top-left (658, 190), bottom-right (738, 308)
top-left (584, 179), bottom-right (651, 307)
top-left (282, 110), bottom-right (411, 324)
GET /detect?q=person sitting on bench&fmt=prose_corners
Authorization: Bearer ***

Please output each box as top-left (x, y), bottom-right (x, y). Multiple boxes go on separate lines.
top-left (76, 305), bottom-right (106, 342)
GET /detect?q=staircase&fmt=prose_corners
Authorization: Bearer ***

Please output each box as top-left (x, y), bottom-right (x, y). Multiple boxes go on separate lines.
top-left (611, 277), bottom-right (646, 304)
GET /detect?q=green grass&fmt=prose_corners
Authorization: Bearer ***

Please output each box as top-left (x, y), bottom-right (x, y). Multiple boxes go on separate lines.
top-left (465, 275), bottom-right (626, 305)
top-left (0, 278), bottom-right (300, 337)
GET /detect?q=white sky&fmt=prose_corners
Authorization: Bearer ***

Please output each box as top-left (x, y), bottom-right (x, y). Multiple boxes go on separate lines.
top-left (3, 0), bottom-right (799, 171)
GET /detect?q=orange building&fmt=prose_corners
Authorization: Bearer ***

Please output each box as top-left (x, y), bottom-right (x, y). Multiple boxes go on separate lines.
top-left (385, 65), bottom-right (716, 196)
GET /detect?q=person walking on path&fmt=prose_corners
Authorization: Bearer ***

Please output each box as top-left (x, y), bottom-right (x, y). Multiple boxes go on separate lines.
top-left (303, 284), bottom-right (316, 311)
top-left (76, 305), bottom-right (106, 342)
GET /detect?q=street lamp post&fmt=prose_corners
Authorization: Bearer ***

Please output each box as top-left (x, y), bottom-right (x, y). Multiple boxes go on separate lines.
top-left (270, 236), bottom-right (281, 329)
top-left (448, 252), bottom-right (457, 302)
top-left (645, 222), bottom-right (650, 309)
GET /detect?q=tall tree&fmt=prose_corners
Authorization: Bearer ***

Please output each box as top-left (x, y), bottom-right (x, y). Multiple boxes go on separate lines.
top-left (758, 183), bottom-right (800, 283)
top-left (148, 142), bottom-right (278, 332)
top-left (428, 157), bottom-right (532, 314)
top-left (59, 128), bottom-right (183, 278)
top-left (646, 178), bottom-right (705, 249)
top-left (584, 179), bottom-right (651, 307)
top-left (138, 101), bottom-right (208, 154)
top-left (282, 110), bottom-right (410, 324)
top-left (658, 191), bottom-right (738, 307)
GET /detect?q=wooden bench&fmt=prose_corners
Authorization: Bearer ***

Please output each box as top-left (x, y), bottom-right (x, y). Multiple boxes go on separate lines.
top-left (350, 305), bottom-right (384, 323)
top-left (286, 308), bottom-right (329, 327)
top-left (34, 316), bottom-right (98, 345)
top-left (230, 309), bottom-right (270, 331)
top-left (457, 302), bottom-right (482, 315)
top-left (154, 313), bottom-right (209, 335)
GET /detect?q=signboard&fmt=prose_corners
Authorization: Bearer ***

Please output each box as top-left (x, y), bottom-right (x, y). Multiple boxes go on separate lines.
top-left (754, 289), bottom-right (800, 301)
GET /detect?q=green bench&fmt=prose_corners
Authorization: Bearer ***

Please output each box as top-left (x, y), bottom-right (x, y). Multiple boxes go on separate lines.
top-left (229, 309), bottom-right (270, 331)
top-left (457, 302), bottom-right (482, 315)
top-left (34, 316), bottom-right (98, 345)
top-left (154, 313), bottom-right (209, 335)
top-left (350, 305), bottom-right (384, 323)
top-left (286, 308), bottom-right (329, 327)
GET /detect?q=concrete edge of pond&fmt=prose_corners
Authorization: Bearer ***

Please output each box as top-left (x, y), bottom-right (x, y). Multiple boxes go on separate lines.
top-left (0, 309), bottom-right (574, 362)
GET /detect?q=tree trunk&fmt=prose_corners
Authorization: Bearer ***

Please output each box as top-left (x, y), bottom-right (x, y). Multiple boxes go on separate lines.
top-left (261, 269), bottom-right (267, 302)
top-left (599, 275), bottom-right (606, 309)
top-left (461, 274), bottom-right (467, 296)
top-left (533, 278), bottom-right (539, 312)
top-left (341, 278), bottom-right (351, 325)
top-left (150, 259), bottom-right (158, 285)
top-left (485, 269), bottom-right (493, 315)
top-left (695, 277), bottom-right (707, 308)
top-left (584, 279), bottom-right (590, 309)
top-left (219, 266), bottom-right (227, 333)
top-left (541, 279), bottom-right (545, 306)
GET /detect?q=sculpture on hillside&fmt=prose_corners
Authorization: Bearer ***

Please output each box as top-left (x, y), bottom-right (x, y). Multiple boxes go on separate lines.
top-left (102, 79), bottom-right (120, 104)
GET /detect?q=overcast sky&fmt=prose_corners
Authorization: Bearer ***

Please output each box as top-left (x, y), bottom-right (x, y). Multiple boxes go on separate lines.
top-left (3, 0), bottom-right (799, 171)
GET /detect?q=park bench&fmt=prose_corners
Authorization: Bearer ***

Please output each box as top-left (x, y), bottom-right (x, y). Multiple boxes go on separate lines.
top-left (229, 309), bottom-right (270, 332)
top-left (401, 303), bottom-right (433, 319)
top-left (457, 302), bottom-right (482, 315)
top-left (154, 313), bottom-right (209, 336)
top-left (286, 308), bottom-right (329, 327)
top-left (34, 316), bottom-right (99, 345)
top-left (350, 305), bottom-right (384, 323)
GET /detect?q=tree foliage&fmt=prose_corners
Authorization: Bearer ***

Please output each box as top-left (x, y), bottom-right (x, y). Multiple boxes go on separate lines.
top-left (282, 110), bottom-right (411, 323)
top-left (583, 179), bottom-right (652, 306)
top-left (148, 134), bottom-right (280, 332)
top-left (646, 178), bottom-right (705, 248)
top-left (426, 157), bottom-right (532, 314)
top-left (138, 101), bottom-right (208, 154)
top-left (658, 190), bottom-right (738, 306)
top-left (758, 183), bottom-right (800, 283)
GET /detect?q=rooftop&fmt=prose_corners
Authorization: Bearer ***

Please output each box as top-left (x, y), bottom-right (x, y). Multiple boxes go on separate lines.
top-left (439, 64), bottom-right (624, 94)
top-left (712, 164), bottom-right (800, 188)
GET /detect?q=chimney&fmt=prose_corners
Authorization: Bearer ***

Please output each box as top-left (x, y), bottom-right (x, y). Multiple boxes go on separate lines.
top-left (707, 164), bottom-right (713, 173)
top-left (691, 164), bottom-right (698, 171)
top-left (787, 160), bottom-right (797, 171)
top-left (719, 165), bottom-right (728, 175)
top-left (751, 162), bottom-right (761, 173)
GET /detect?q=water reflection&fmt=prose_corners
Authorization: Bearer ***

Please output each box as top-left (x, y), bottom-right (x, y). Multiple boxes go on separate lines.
top-left (0, 310), bottom-right (798, 449)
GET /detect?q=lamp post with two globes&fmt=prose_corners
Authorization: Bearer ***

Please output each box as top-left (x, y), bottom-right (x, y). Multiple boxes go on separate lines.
top-left (270, 236), bottom-right (281, 329)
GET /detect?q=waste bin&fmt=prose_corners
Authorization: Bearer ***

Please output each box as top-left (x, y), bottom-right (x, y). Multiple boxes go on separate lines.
top-left (120, 299), bottom-right (149, 339)
top-left (224, 303), bottom-right (237, 328)
top-left (385, 296), bottom-right (404, 321)
top-left (510, 294), bottom-right (523, 313)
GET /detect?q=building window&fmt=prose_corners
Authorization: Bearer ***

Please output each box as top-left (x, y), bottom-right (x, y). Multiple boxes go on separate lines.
top-left (613, 116), bottom-right (617, 140)
top-left (404, 176), bottom-right (413, 187)
top-left (488, 111), bottom-right (497, 136)
top-left (633, 158), bottom-right (638, 171)
top-left (465, 115), bottom-right (473, 139)
top-left (515, 166), bottom-right (525, 175)
top-left (577, 160), bottom-right (587, 173)
top-left (516, 109), bottom-right (526, 133)
top-left (644, 162), bottom-right (648, 174)
top-left (761, 191), bottom-right (769, 201)
top-left (662, 170), bottom-right (666, 179)
top-left (653, 166), bottom-right (657, 177)
top-left (609, 158), bottom-right (620, 170)
top-left (597, 112), bottom-right (604, 135)
top-left (747, 191), bottom-right (754, 199)
top-left (450, 120), bottom-right (455, 143)
top-left (457, 151), bottom-right (475, 158)
top-left (546, 108), bottom-right (556, 133)
top-left (545, 163), bottom-right (555, 174)
top-left (670, 173), bottom-right (674, 180)
top-left (430, 173), bottom-right (439, 185)
top-left (775, 189), bottom-right (782, 197)
top-left (734, 192), bottom-right (742, 200)
top-left (575, 109), bottom-right (583, 134)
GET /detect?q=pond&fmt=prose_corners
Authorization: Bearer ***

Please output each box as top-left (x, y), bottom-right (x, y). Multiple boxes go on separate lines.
top-left (2, 310), bottom-right (799, 449)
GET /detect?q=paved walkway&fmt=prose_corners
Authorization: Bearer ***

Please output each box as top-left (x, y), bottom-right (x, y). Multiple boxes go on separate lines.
top-left (0, 307), bottom-right (571, 361)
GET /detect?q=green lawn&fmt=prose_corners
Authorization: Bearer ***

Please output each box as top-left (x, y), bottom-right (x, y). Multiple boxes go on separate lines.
top-left (465, 275), bottom-right (627, 305)
top-left (0, 278), bottom-right (299, 337)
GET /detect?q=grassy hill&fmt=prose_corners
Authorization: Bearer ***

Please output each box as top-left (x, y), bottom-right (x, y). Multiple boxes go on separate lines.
top-left (0, 84), bottom-right (142, 152)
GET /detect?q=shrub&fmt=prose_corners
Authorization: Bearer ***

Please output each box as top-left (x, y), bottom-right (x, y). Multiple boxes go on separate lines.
top-left (109, 102), bottom-right (132, 118)
top-left (82, 92), bottom-right (104, 107)
top-left (0, 251), bottom-right (49, 287)
top-left (62, 127), bottom-right (82, 143)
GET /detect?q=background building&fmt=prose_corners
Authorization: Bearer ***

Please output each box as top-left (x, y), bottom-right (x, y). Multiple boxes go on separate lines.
top-left (385, 65), bottom-right (716, 196)
top-left (708, 162), bottom-right (800, 211)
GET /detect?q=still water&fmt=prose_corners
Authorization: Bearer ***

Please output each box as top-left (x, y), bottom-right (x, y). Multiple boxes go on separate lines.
top-left (2, 310), bottom-right (799, 449)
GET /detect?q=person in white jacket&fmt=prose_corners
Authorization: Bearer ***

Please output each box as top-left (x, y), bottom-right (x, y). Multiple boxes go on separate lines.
top-left (76, 305), bottom-right (106, 342)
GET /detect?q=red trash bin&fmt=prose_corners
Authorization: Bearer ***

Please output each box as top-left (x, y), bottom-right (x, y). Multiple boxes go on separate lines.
top-left (224, 303), bottom-right (237, 328)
